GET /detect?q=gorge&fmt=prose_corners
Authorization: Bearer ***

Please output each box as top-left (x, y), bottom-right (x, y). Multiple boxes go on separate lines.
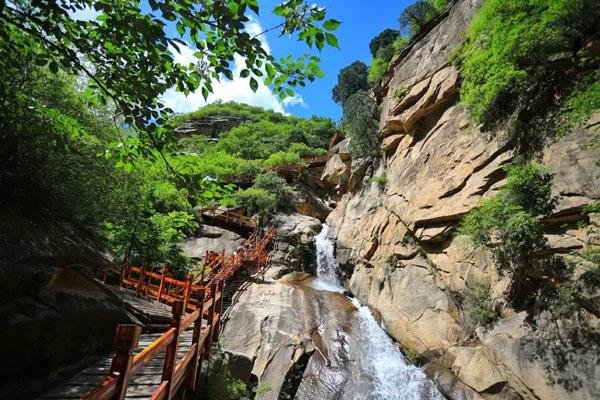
top-left (1, 0), bottom-right (599, 399)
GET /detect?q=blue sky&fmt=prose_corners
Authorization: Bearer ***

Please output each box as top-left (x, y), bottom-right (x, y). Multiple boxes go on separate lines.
top-left (259, 0), bottom-right (414, 120)
top-left (162, 1), bottom-right (414, 122)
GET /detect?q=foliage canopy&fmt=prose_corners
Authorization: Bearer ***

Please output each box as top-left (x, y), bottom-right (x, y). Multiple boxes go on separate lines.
top-left (0, 0), bottom-right (339, 164)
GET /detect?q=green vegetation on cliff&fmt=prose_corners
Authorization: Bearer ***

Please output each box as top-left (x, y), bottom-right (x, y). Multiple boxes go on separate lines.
top-left (458, 0), bottom-right (600, 139)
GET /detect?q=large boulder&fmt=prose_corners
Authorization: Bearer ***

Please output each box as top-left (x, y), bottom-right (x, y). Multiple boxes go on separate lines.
top-left (184, 225), bottom-right (244, 259)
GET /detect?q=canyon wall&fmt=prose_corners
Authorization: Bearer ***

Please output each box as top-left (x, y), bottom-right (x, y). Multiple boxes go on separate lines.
top-left (326, 0), bottom-right (600, 399)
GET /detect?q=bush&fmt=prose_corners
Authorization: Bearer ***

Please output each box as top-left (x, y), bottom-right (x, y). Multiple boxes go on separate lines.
top-left (463, 283), bottom-right (499, 326)
top-left (253, 172), bottom-right (295, 212)
top-left (368, 57), bottom-right (389, 84)
top-left (263, 151), bottom-right (300, 168)
top-left (332, 61), bottom-right (370, 105)
top-left (504, 163), bottom-right (557, 216)
top-left (402, 348), bottom-right (424, 367)
top-left (237, 187), bottom-right (277, 215)
top-left (371, 174), bottom-right (387, 188)
top-left (563, 74), bottom-right (600, 126)
top-left (392, 37), bottom-right (409, 53)
top-left (342, 91), bottom-right (380, 160)
top-left (457, 162), bottom-right (559, 307)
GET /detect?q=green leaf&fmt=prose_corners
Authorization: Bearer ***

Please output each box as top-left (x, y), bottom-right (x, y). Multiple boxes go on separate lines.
top-left (323, 19), bottom-right (341, 31)
top-left (249, 77), bottom-right (258, 92)
top-left (240, 69), bottom-right (251, 78)
top-left (325, 33), bottom-right (339, 48)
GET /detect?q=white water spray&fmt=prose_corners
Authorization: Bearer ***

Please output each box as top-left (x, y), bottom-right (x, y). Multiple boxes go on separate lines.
top-left (312, 224), bottom-right (444, 400)
top-left (312, 224), bottom-right (344, 292)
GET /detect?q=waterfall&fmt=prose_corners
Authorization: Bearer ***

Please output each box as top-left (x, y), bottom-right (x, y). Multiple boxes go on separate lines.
top-left (308, 224), bottom-right (444, 400)
top-left (312, 224), bottom-right (344, 292)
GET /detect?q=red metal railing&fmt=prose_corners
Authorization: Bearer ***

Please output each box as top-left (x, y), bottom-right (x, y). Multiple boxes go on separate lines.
top-left (199, 208), bottom-right (256, 229)
top-left (82, 293), bottom-right (221, 400)
top-left (89, 226), bottom-right (276, 400)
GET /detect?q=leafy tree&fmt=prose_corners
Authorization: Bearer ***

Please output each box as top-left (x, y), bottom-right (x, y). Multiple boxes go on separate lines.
top-left (369, 28), bottom-right (400, 57)
top-left (0, 0), bottom-right (340, 162)
top-left (398, 0), bottom-right (439, 37)
top-left (342, 91), bottom-right (380, 159)
top-left (331, 61), bottom-right (370, 104)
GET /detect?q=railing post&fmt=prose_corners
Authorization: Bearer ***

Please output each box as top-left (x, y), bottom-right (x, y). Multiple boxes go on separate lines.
top-left (157, 266), bottom-right (167, 302)
top-left (212, 281), bottom-right (224, 343)
top-left (187, 288), bottom-right (206, 394)
top-left (162, 300), bottom-right (184, 398)
top-left (183, 273), bottom-right (193, 312)
top-left (204, 285), bottom-right (216, 357)
top-left (136, 263), bottom-right (147, 296)
top-left (119, 262), bottom-right (128, 287)
top-left (109, 324), bottom-right (141, 400)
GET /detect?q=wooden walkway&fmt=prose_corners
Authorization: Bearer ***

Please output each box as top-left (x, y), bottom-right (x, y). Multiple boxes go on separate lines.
top-left (38, 225), bottom-right (277, 400)
top-left (39, 331), bottom-right (194, 399)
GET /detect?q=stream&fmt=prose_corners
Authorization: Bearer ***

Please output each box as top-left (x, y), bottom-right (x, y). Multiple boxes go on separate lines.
top-left (295, 224), bottom-right (443, 400)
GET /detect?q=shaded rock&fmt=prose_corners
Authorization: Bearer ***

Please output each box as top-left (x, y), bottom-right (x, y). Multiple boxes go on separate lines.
top-left (184, 225), bottom-right (244, 259)
top-left (173, 115), bottom-right (245, 139)
top-left (292, 183), bottom-right (332, 221)
top-left (267, 213), bottom-right (322, 279)
top-left (448, 346), bottom-right (505, 392)
top-left (0, 207), bottom-right (130, 400)
top-left (321, 154), bottom-right (350, 188)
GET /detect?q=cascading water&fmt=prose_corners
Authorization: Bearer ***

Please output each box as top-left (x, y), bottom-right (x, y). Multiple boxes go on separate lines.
top-left (304, 224), bottom-right (444, 400)
top-left (312, 224), bottom-right (344, 292)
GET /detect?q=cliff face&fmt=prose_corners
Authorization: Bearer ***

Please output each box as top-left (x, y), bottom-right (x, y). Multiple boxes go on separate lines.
top-left (0, 207), bottom-right (131, 399)
top-left (326, 1), bottom-right (600, 399)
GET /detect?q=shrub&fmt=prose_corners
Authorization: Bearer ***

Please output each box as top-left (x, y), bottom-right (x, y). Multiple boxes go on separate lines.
top-left (504, 163), bottom-right (557, 216)
top-left (263, 151), bottom-right (300, 168)
top-left (463, 283), bottom-right (499, 326)
top-left (369, 29), bottom-right (400, 57)
top-left (332, 61), bottom-right (370, 105)
top-left (371, 174), bottom-right (387, 188)
top-left (563, 74), bottom-right (600, 126)
top-left (237, 187), bottom-right (277, 215)
top-left (457, 162), bottom-right (558, 307)
top-left (402, 348), bottom-right (424, 367)
top-left (253, 172), bottom-right (295, 212)
top-left (393, 86), bottom-right (409, 100)
top-left (583, 249), bottom-right (600, 265)
top-left (342, 91), bottom-right (380, 160)
top-left (392, 37), bottom-right (409, 53)
top-left (368, 57), bottom-right (389, 84)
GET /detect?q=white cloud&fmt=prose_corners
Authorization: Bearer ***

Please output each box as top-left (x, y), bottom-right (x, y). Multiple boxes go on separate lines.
top-left (161, 18), bottom-right (303, 115)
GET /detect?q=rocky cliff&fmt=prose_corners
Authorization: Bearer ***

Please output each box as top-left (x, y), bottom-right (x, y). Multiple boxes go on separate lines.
top-left (0, 207), bottom-right (132, 399)
top-left (325, 0), bottom-right (600, 399)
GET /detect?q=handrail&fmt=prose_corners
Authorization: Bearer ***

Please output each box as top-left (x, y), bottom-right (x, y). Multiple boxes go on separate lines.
top-left (82, 225), bottom-right (277, 400)
top-left (83, 296), bottom-right (213, 400)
